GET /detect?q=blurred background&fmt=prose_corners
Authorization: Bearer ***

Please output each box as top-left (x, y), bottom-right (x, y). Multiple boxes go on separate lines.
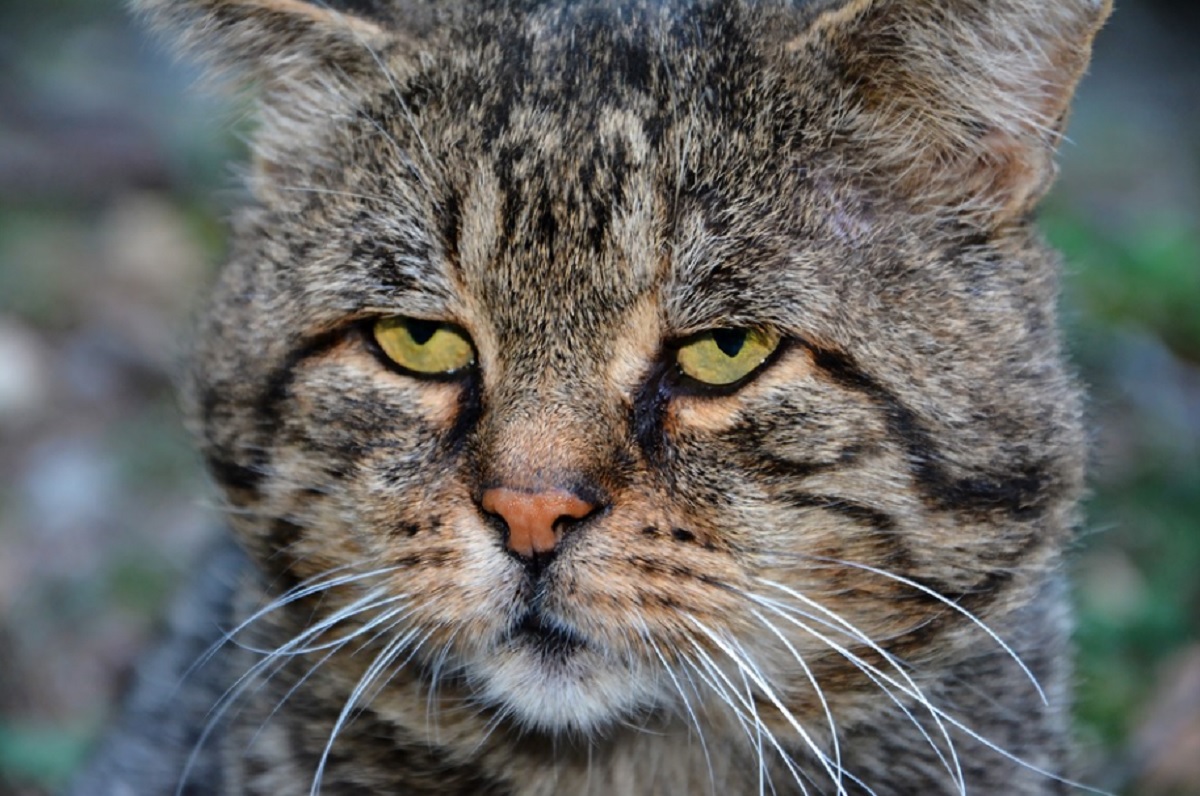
top-left (0, 1), bottom-right (1197, 794)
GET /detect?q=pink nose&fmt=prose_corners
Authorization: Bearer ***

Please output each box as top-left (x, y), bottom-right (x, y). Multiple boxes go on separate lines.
top-left (480, 487), bottom-right (598, 558)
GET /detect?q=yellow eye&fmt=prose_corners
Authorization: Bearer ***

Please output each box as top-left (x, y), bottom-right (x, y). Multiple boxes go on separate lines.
top-left (675, 328), bottom-right (781, 386)
top-left (373, 317), bottom-right (474, 376)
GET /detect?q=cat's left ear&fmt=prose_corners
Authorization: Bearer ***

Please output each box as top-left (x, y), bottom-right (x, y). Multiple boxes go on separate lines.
top-left (132, 0), bottom-right (398, 97)
top-left (794, 0), bottom-right (1112, 225)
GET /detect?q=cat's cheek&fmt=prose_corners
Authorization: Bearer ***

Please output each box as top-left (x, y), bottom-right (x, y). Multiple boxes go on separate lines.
top-left (359, 359), bottom-right (466, 429)
top-left (373, 531), bottom-right (518, 653)
top-left (667, 394), bottom-right (743, 434)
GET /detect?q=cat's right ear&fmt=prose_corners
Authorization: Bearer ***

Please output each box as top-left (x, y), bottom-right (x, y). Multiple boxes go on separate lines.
top-left (791, 0), bottom-right (1111, 226)
top-left (132, 0), bottom-right (398, 96)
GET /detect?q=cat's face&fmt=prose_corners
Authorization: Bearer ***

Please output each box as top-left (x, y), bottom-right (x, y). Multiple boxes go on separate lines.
top-left (164, 0), bottom-right (1105, 737)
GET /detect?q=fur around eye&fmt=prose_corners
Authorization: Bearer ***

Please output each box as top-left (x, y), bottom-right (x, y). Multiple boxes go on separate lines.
top-left (675, 328), bottom-right (781, 386)
top-left (373, 317), bottom-right (475, 376)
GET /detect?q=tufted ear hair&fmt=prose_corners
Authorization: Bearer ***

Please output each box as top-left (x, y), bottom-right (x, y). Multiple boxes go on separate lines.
top-left (132, 0), bottom-right (398, 97)
top-left (797, 0), bottom-right (1111, 225)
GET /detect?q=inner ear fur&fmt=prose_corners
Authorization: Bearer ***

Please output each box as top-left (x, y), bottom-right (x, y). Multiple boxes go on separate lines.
top-left (798, 0), bottom-right (1112, 225)
top-left (132, 0), bottom-right (400, 95)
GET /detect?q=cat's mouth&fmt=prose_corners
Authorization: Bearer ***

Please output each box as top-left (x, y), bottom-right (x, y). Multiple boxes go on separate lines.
top-left (476, 608), bottom-right (646, 734)
top-left (510, 610), bottom-right (587, 658)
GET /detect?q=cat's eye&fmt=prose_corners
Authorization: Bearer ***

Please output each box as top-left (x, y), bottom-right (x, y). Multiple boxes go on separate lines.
top-left (372, 317), bottom-right (475, 376)
top-left (675, 328), bottom-right (781, 387)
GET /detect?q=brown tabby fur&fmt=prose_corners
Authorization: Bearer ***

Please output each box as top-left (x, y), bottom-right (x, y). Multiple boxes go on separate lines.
top-left (75, 0), bottom-right (1109, 793)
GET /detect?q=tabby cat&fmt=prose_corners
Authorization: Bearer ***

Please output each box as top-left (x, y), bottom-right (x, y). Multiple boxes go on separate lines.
top-left (73, 0), bottom-right (1111, 793)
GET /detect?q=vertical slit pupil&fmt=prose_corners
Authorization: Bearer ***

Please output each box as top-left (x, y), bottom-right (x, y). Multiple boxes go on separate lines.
top-left (712, 329), bottom-right (747, 357)
top-left (407, 319), bottom-right (439, 345)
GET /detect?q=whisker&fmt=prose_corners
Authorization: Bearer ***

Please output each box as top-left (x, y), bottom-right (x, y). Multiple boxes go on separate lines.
top-left (236, 594), bottom-right (410, 750)
top-left (184, 564), bottom-right (393, 681)
top-left (174, 566), bottom-right (400, 795)
top-left (684, 632), bottom-right (812, 796)
top-left (423, 626), bottom-right (462, 744)
top-left (251, 645), bottom-right (343, 750)
top-left (687, 617), bottom-right (847, 795)
top-left (788, 556), bottom-right (1048, 705)
top-left (354, 623), bottom-right (438, 729)
top-left (683, 644), bottom-right (776, 794)
top-left (645, 634), bottom-right (716, 795)
top-left (467, 701), bottom-right (515, 759)
top-left (746, 607), bottom-right (846, 795)
top-left (749, 582), bottom-right (965, 793)
top-left (228, 593), bottom-right (410, 657)
top-left (254, 601), bottom-right (415, 745)
top-left (751, 584), bottom-right (1106, 793)
top-left (310, 625), bottom-right (426, 795)
top-left (733, 656), bottom-right (773, 796)
top-left (748, 596), bottom-right (944, 796)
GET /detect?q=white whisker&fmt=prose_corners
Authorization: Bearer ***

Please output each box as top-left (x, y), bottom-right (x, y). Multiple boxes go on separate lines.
top-left (310, 625), bottom-right (426, 795)
top-left (747, 607), bottom-right (848, 795)
top-left (683, 643), bottom-right (776, 793)
top-left (175, 566), bottom-right (400, 795)
top-left (684, 632), bottom-right (811, 796)
top-left (748, 592), bottom-right (959, 795)
top-left (751, 580), bottom-right (965, 793)
top-left (184, 565), bottom-right (395, 681)
top-left (803, 556), bottom-right (1047, 705)
top-left (687, 616), bottom-right (847, 795)
top-left (646, 634), bottom-right (716, 794)
top-left (257, 601), bottom-right (415, 739)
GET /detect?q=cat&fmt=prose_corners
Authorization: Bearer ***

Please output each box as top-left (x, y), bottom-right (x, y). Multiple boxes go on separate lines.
top-left (71, 0), bottom-right (1111, 793)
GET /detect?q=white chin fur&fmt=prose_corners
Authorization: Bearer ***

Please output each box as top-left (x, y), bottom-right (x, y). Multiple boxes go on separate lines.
top-left (471, 645), bottom-right (660, 735)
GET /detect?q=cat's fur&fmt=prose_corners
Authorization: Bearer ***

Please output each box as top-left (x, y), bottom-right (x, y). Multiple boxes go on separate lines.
top-left (74, 0), bottom-right (1109, 793)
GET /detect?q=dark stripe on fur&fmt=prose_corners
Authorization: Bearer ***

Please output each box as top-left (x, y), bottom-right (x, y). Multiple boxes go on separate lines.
top-left (257, 329), bottom-right (347, 435)
top-left (808, 345), bottom-right (1048, 521)
top-left (781, 491), bottom-right (897, 531)
top-left (632, 357), bottom-right (674, 462)
top-left (206, 455), bottom-right (265, 494)
top-left (746, 450), bottom-right (841, 481)
top-left (203, 331), bottom-right (346, 499)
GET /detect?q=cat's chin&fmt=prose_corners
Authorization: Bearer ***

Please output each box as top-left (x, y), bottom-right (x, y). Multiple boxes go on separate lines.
top-left (468, 635), bottom-right (661, 736)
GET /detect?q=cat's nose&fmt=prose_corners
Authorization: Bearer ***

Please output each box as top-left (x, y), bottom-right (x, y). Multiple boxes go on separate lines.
top-left (480, 487), bottom-right (600, 559)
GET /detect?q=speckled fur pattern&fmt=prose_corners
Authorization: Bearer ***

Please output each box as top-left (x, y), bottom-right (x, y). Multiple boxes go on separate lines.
top-left (84, 0), bottom-right (1109, 793)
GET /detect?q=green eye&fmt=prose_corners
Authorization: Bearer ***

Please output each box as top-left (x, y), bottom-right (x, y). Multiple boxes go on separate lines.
top-left (373, 317), bottom-right (475, 375)
top-left (675, 328), bottom-right (781, 386)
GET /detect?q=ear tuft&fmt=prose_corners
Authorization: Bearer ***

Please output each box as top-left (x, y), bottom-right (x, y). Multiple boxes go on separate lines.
top-left (803, 0), bottom-right (1112, 224)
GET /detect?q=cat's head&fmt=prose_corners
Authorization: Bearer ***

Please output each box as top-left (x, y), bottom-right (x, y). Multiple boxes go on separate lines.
top-left (142, 0), bottom-right (1107, 736)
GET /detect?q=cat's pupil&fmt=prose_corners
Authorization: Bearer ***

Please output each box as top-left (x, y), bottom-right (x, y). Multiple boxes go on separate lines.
top-left (712, 329), bottom-right (747, 358)
top-left (406, 319), bottom-right (438, 345)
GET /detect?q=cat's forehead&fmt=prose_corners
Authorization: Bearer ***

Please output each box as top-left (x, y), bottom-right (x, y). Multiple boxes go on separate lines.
top-left (448, 103), bottom-right (666, 334)
top-left (259, 0), bottom-right (894, 359)
top-left (380, 1), bottom-right (812, 332)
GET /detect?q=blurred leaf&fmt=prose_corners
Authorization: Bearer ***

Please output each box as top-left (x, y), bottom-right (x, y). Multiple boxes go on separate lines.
top-left (0, 721), bottom-right (92, 789)
top-left (1047, 211), bottom-right (1200, 361)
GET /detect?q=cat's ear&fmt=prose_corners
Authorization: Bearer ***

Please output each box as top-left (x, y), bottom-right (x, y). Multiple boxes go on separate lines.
top-left (132, 0), bottom-right (398, 95)
top-left (798, 0), bottom-right (1111, 224)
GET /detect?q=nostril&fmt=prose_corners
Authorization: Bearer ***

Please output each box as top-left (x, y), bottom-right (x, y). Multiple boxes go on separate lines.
top-left (480, 486), bottom-right (600, 560)
top-left (552, 511), bottom-right (584, 536)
